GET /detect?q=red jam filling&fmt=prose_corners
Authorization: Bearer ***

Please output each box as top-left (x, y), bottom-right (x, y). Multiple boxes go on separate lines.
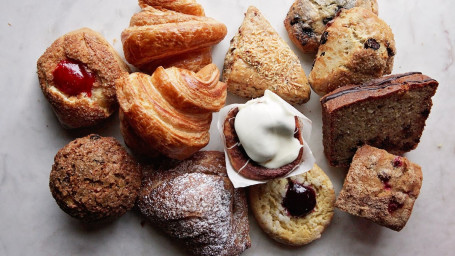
top-left (282, 180), bottom-right (316, 217)
top-left (52, 59), bottom-right (95, 97)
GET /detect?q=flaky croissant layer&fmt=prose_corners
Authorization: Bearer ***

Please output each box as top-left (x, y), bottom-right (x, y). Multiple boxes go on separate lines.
top-left (116, 64), bottom-right (227, 160)
top-left (121, 6), bottom-right (227, 70)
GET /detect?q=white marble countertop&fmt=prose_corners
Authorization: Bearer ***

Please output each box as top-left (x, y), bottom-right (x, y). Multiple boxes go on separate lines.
top-left (1, 0), bottom-right (454, 255)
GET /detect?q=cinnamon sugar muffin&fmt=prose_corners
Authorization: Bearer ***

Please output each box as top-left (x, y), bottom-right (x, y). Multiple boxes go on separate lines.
top-left (49, 134), bottom-right (141, 222)
top-left (37, 28), bottom-right (130, 128)
top-left (249, 164), bottom-right (335, 246)
top-left (335, 145), bottom-right (423, 231)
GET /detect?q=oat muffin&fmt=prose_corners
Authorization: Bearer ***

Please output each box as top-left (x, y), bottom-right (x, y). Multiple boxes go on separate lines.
top-left (284, 0), bottom-right (378, 53)
top-left (308, 7), bottom-right (395, 95)
top-left (249, 164), bottom-right (335, 246)
top-left (49, 134), bottom-right (141, 222)
top-left (335, 145), bottom-right (423, 231)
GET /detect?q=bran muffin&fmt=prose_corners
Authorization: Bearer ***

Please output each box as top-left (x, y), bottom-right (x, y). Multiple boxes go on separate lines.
top-left (49, 134), bottom-right (141, 222)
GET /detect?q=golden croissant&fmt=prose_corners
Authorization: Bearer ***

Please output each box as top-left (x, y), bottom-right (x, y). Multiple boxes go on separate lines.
top-left (116, 64), bottom-right (227, 160)
top-left (138, 0), bottom-right (205, 16)
top-left (121, 6), bottom-right (226, 72)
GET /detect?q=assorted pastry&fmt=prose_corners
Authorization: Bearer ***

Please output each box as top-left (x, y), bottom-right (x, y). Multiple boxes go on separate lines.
top-left (218, 90), bottom-right (315, 187)
top-left (37, 0), bottom-right (439, 254)
top-left (121, 4), bottom-right (226, 73)
top-left (223, 6), bottom-right (311, 105)
top-left (49, 134), bottom-right (142, 222)
top-left (37, 28), bottom-right (130, 128)
top-left (138, 151), bottom-right (251, 256)
top-left (336, 145), bottom-right (423, 231)
top-left (249, 164), bottom-right (335, 245)
top-left (309, 7), bottom-right (396, 95)
top-left (321, 72), bottom-right (438, 167)
top-left (285, 0), bottom-right (378, 53)
top-left (116, 64), bottom-right (227, 160)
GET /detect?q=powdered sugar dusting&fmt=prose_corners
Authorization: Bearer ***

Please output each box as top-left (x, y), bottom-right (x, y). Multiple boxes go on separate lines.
top-left (138, 151), bottom-right (250, 256)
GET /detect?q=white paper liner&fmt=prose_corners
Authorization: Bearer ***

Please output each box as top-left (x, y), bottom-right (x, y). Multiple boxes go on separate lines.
top-left (217, 91), bottom-right (316, 188)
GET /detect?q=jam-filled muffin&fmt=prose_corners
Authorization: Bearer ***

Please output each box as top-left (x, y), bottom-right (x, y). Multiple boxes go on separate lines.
top-left (249, 164), bottom-right (335, 246)
top-left (37, 28), bottom-right (130, 128)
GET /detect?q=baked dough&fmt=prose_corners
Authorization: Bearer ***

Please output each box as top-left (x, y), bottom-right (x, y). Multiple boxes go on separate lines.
top-left (138, 0), bottom-right (205, 16)
top-left (335, 145), bottom-right (423, 231)
top-left (223, 6), bottom-right (311, 105)
top-left (284, 0), bottom-right (378, 53)
top-left (138, 151), bottom-right (251, 255)
top-left (223, 107), bottom-right (304, 180)
top-left (249, 164), bottom-right (335, 246)
top-left (309, 7), bottom-right (395, 95)
top-left (37, 28), bottom-right (130, 128)
top-left (122, 6), bottom-right (226, 72)
top-left (116, 64), bottom-right (227, 160)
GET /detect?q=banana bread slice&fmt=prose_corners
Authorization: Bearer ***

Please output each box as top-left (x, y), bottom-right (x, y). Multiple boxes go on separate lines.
top-left (321, 72), bottom-right (438, 167)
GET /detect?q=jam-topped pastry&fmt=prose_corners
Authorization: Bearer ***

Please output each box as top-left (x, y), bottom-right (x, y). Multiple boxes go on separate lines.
top-left (335, 145), bottom-right (423, 231)
top-left (249, 164), bottom-right (335, 246)
top-left (37, 28), bottom-right (130, 128)
top-left (222, 90), bottom-right (314, 182)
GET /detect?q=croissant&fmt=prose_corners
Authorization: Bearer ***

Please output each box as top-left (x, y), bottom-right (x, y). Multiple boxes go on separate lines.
top-left (138, 151), bottom-right (251, 256)
top-left (138, 0), bottom-right (205, 16)
top-left (116, 64), bottom-right (227, 160)
top-left (122, 6), bottom-right (226, 72)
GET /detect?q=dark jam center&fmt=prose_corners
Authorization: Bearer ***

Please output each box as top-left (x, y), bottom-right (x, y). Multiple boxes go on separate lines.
top-left (52, 59), bottom-right (95, 97)
top-left (282, 180), bottom-right (316, 217)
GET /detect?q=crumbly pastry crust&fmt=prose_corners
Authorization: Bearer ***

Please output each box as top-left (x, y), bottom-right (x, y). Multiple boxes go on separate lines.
top-left (321, 72), bottom-right (438, 167)
top-left (223, 6), bottom-right (311, 105)
top-left (138, 151), bottom-right (251, 256)
top-left (335, 145), bottom-right (423, 231)
top-left (122, 6), bottom-right (226, 72)
top-left (37, 28), bottom-right (130, 128)
top-left (284, 0), bottom-right (378, 53)
top-left (249, 164), bottom-right (335, 246)
top-left (223, 107), bottom-right (304, 180)
top-left (49, 134), bottom-right (142, 222)
top-left (309, 7), bottom-right (395, 95)
top-left (116, 64), bottom-right (227, 160)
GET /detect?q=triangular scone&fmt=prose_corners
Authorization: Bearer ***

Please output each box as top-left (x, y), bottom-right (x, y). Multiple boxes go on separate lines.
top-left (223, 6), bottom-right (311, 104)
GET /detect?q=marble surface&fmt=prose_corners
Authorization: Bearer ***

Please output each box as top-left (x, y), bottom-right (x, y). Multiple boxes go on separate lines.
top-left (1, 0), bottom-right (454, 255)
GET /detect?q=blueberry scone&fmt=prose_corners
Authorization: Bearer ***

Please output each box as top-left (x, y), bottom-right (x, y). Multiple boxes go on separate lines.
top-left (308, 7), bottom-right (395, 95)
top-left (285, 0), bottom-right (378, 53)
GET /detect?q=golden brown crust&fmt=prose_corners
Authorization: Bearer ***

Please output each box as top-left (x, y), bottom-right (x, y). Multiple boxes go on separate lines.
top-left (138, 47), bottom-right (212, 75)
top-left (223, 6), bottom-right (311, 105)
top-left (138, 0), bottom-right (205, 16)
top-left (249, 164), bottom-right (335, 245)
top-left (335, 145), bottom-right (423, 231)
top-left (122, 7), bottom-right (226, 71)
top-left (138, 151), bottom-right (251, 255)
top-left (49, 134), bottom-right (142, 222)
top-left (284, 0), bottom-right (378, 53)
top-left (309, 7), bottom-right (395, 95)
top-left (223, 107), bottom-right (304, 180)
top-left (320, 72), bottom-right (438, 167)
top-left (116, 64), bottom-right (227, 160)
top-left (37, 28), bottom-right (130, 128)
